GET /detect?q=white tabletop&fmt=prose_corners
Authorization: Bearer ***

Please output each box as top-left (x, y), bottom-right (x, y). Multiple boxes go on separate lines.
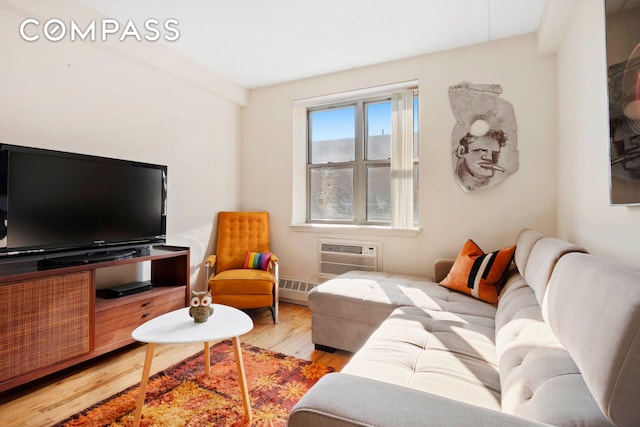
top-left (131, 305), bottom-right (253, 344)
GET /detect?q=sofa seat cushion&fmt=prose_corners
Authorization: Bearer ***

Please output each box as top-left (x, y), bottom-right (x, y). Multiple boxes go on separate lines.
top-left (342, 306), bottom-right (501, 411)
top-left (309, 270), bottom-right (497, 352)
top-left (310, 271), bottom-right (497, 322)
top-left (495, 273), bottom-right (544, 358)
top-left (498, 320), bottom-right (613, 426)
top-left (496, 271), bottom-right (612, 426)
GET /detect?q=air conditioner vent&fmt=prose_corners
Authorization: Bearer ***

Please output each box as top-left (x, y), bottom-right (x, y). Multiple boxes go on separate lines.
top-left (320, 243), bottom-right (364, 254)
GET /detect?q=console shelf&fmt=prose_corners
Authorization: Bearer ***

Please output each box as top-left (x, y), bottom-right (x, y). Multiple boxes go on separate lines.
top-left (0, 245), bottom-right (190, 393)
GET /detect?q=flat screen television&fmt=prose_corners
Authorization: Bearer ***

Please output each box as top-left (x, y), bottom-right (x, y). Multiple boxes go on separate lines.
top-left (0, 143), bottom-right (167, 265)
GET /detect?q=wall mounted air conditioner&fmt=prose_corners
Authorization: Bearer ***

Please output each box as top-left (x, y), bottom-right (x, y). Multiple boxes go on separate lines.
top-left (318, 238), bottom-right (381, 279)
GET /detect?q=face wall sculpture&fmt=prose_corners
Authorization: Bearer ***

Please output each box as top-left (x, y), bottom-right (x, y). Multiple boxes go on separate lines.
top-left (449, 82), bottom-right (519, 192)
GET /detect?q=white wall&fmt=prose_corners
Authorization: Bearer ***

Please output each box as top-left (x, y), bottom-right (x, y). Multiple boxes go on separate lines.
top-left (556, 0), bottom-right (640, 267)
top-left (11, 1), bottom-right (630, 288)
top-left (0, 3), bottom-right (246, 288)
top-left (242, 34), bottom-right (558, 282)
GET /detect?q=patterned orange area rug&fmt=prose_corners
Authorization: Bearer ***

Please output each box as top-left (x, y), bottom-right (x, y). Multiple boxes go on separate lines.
top-left (55, 340), bottom-right (333, 427)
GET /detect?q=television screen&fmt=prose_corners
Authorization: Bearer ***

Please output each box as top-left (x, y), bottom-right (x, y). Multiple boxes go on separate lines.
top-left (0, 144), bottom-right (167, 259)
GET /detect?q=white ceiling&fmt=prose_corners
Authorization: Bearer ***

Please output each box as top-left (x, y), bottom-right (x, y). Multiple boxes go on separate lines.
top-left (79, 0), bottom-right (548, 89)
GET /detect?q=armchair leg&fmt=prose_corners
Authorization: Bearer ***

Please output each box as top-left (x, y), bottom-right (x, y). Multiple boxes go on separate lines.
top-left (270, 301), bottom-right (278, 324)
top-left (272, 274), bottom-right (279, 324)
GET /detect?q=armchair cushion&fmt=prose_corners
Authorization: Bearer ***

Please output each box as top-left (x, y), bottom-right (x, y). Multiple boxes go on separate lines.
top-left (209, 268), bottom-right (274, 309)
top-left (209, 269), bottom-right (274, 295)
top-left (244, 251), bottom-right (271, 270)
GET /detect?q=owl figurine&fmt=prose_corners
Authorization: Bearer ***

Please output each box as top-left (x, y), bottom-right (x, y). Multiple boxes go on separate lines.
top-left (189, 290), bottom-right (214, 323)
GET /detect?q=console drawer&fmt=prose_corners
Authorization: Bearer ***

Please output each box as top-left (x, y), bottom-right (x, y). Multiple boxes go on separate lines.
top-left (95, 286), bottom-right (186, 351)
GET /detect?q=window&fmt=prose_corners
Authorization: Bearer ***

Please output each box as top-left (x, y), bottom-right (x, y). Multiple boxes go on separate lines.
top-left (305, 88), bottom-right (418, 227)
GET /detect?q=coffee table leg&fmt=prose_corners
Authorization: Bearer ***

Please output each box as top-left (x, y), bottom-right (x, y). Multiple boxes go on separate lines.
top-left (204, 341), bottom-right (210, 375)
top-left (133, 343), bottom-right (156, 427)
top-left (232, 336), bottom-right (252, 423)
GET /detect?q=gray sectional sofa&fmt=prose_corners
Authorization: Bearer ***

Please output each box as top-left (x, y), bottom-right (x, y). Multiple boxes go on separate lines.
top-left (288, 229), bottom-right (640, 427)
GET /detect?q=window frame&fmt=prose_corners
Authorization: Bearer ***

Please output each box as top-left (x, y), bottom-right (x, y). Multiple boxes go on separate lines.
top-left (305, 91), bottom-right (418, 226)
top-left (291, 80), bottom-right (420, 233)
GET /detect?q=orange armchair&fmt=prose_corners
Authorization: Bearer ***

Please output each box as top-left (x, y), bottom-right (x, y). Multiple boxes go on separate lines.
top-left (204, 211), bottom-right (279, 324)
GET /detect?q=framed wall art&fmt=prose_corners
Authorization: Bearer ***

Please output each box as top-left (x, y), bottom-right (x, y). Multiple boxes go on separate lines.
top-left (606, 0), bottom-right (640, 205)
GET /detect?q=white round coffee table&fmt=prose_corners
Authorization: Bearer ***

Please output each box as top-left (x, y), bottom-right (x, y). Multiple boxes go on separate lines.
top-left (131, 305), bottom-right (254, 427)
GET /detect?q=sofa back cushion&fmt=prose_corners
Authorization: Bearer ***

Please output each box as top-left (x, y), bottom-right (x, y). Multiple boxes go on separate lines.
top-left (513, 229), bottom-right (544, 274)
top-left (522, 237), bottom-right (586, 305)
top-left (496, 276), bottom-right (613, 425)
top-left (496, 232), bottom-right (586, 356)
top-left (544, 253), bottom-right (640, 427)
top-left (495, 233), bottom-right (610, 426)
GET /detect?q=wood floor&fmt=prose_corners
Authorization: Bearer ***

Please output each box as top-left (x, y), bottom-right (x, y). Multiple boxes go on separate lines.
top-left (0, 302), bottom-right (352, 427)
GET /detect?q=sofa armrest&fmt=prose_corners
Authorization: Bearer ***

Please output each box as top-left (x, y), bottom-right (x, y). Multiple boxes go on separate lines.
top-left (289, 374), bottom-right (551, 427)
top-left (434, 258), bottom-right (455, 282)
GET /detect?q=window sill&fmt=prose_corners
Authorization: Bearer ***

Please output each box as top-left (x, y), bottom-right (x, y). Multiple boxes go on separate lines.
top-left (288, 223), bottom-right (422, 238)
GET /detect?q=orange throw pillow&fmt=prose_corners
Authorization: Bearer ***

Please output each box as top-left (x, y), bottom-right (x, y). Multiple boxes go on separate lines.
top-left (439, 239), bottom-right (515, 305)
